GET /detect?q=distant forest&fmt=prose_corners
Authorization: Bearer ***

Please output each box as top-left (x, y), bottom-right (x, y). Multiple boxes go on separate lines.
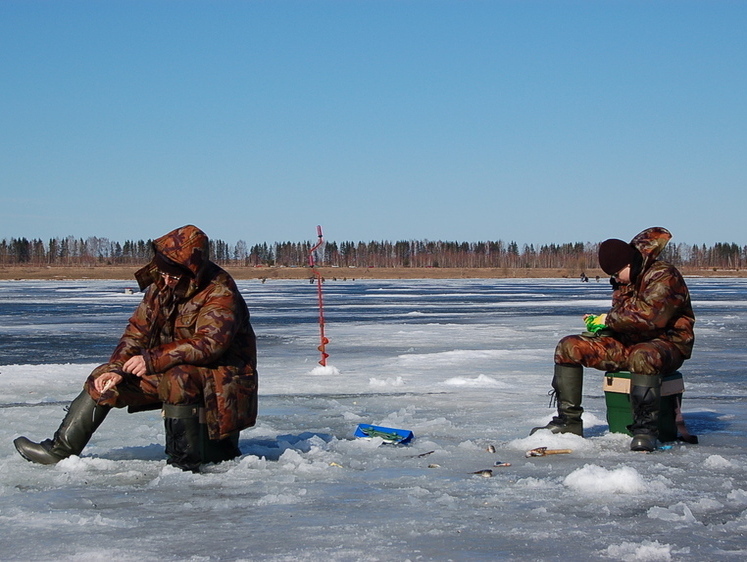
top-left (0, 236), bottom-right (744, 271)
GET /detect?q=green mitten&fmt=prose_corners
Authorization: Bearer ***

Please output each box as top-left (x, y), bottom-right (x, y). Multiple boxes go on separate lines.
top-left (584, 313), bottom-right (608, 334)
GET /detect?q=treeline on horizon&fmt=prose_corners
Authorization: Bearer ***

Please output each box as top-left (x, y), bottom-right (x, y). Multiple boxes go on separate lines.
top-left (0, 235), bottom-right (745, 270)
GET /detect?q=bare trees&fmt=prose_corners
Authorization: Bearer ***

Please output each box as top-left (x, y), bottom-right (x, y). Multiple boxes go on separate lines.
top-left (1, 236), bottom-right (745, 271)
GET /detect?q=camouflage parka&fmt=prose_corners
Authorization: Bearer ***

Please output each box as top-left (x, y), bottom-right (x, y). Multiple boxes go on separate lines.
top-left (604, 227), bottom-right (695, 359)
top-left (99, 225), bottom-right (257, 440)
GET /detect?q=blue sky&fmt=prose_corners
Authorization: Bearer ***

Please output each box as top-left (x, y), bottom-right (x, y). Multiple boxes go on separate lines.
top-left (1, 1), bottom-right (745, 248)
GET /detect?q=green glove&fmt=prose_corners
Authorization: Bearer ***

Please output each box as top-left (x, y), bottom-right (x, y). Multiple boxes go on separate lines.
top-left (584, 313), bottom-right (608, 334)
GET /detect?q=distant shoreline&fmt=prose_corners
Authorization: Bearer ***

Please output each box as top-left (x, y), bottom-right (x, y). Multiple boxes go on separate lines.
top-left (0, 265), bottom-right (743, 281)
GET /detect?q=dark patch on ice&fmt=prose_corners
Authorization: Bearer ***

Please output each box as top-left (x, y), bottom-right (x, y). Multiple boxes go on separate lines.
top-left (240, 431), bottom-right (335, 461)
top-left (680, 410), bottom-right (731, 434)
top-left (0, 401), bottom-right (69, 409)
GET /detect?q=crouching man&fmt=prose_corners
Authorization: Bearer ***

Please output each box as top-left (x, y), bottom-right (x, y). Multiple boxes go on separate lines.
top-left (14, 225), bottom-right (258, 471)
top-left (530, 227), bottom-right (694, 452)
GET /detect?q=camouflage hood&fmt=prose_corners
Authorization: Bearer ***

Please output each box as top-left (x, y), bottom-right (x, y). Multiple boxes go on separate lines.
top-left (630, 226), bottom-right (672, 274)
top-left (135, 225), bottom-right (211, 296)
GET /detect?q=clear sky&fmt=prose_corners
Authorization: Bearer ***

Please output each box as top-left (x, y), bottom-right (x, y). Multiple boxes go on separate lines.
top-left (1, 1), bottom-right (745, 248)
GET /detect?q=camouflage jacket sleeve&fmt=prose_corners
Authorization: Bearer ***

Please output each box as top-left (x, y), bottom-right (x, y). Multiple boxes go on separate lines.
top-left (142, 281), bottom-right (243, 374)
top-left (605, 262), bottom-right (687, 337)
top-left (106, 287), bottom-right (157, 371)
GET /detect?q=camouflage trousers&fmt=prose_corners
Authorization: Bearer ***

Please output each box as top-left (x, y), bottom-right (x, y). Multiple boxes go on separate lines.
top-left (84, 363), bottom-right (205, 409)
top-left (554, 334), bottom-right (685, 376)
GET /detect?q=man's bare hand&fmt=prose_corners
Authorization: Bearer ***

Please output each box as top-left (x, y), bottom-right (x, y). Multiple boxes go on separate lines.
top-left (94, 372), bottom-right (123, 393)
top-left (123, 355), bottom-right (147, 377)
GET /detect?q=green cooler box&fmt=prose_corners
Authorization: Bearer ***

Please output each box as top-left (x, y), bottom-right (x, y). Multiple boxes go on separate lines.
top-left (603, 371), bottom-right (684, 442)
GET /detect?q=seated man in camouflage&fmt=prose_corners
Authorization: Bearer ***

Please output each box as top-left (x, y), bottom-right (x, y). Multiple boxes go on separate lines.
top-left (14, 225), bottom-right (258, 471)
top-left (530, 227), bottom-right (695, 452)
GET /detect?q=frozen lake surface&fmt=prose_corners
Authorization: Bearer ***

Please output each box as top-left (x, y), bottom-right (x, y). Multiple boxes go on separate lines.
top-left (1, 277), bottom-right (746, 561)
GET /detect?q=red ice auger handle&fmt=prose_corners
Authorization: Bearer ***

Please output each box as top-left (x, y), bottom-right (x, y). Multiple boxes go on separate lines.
top-left (308, 226), bottom-right (329, 366)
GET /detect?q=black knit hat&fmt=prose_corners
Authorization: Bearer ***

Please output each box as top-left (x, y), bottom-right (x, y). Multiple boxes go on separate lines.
top-left (598, 239), bottom-right (637, 275)
top-left (154, 252), bottom-right (192, 278)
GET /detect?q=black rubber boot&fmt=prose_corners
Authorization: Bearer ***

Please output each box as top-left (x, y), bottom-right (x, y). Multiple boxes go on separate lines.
top-left (628, 373), bottom-right (662, 452)
top-left (164, 403), bottom-right (203, 472)
top-left (14, 390), bottom-right (111, 464)
top-left (530, 365), bottom-right (584, 436)
top-left (163, 403), bottom-right (241, 472)
top-left (200, 428), bottom-right (241, 464)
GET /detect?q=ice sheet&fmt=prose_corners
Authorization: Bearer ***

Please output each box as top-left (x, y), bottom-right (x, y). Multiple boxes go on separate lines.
top-left (1, 278), bottom-right (746, 560)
